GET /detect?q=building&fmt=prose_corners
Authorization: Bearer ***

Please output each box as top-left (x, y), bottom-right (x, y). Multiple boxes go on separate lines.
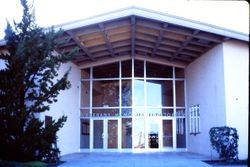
top-left (0, 7), bottom-right (249, 159)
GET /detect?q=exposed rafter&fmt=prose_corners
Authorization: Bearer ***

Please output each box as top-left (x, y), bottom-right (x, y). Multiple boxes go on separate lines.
top-left (66, 31), bottom-right (95, 61)
top-left (98, 23), bottom-right (115, 57)
top-left (55, 13), bottom-right (232, 65)
top-left (171, 30), bottom-right (200, 61)
top-left (151, 23), bottom-right (168, 57)
top-left (131, 16), bottom-right (136, 57)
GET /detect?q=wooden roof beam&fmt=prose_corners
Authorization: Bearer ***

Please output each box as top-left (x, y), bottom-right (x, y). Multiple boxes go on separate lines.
top-left (112, 40), bottom-right (130, 48)
top-left (98, 23), bottom-right (115, 57)
top-left (189, 40), bottom-right (212, 47)
top-left (170, 30), bottom-right (200, 61)
top-left (194, 32), bottom-right (223, 43)
top-left (137, 21), bottom-right (223, 43)
top-left (78, 54), bottom-right (131, 69)
top-left (151, 23), bottom-right (168, 57)
top-left (66, 31), bottom-right (95, 61)
top-left (131, 16), bottom-right (136, 57)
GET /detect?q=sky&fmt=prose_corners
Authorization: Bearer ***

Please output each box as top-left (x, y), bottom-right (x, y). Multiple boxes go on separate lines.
top-left (0, 0), bottom-right (249, 40)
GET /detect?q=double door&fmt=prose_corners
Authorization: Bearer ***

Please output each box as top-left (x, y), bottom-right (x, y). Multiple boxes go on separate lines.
top-left (133, 117), bottom-right (174, 151)
top-left (92, 117), bottom-right (174, 151)
top-left (93, 118), bottom-right (118, 150)
top-left (147, 118), bottom-right (174, 150)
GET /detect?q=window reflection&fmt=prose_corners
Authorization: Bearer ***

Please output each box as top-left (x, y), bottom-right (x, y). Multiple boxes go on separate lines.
top-left (80, 119), bottom-right (90, 148)
top-left (162, 120), bottom-right (173, 148)
top-left (175, 67), bottom-right (184, 78)
top-left (108, 120), bottom-right (118, 148)
top-left (122, 108), bottom-right (132, 116)
top-left (93, 80), bottom-right (119, 107)
top-left (122, 118), bottom-right (132, 148)
top-left (133, 108), bottom-right (145, 117)
top-left (134, 60), bottom-right (144, 77)
top-left (134, 80), bottom-right (144, 106)
top-left (176, 118), bottom-right (186, 148)
top-left (122, 80), bottom-right (132, 106)
top-left (80, 60), bottom-right (186, 151)
top-left (92, 109), bottom-right (119, 117)
top-left (93, 63), bottom-right (119, 78)
top-left (147, 62), bottom-right (173, 78)
top-left (122, 60), bottom-right (132, 77)
top-left (81, 68), bottom-right (90, 79)
top-left (146, 80), bottom-right (173, 107)
top-left (146, 81), bottom-right (162, 106)
top-left (134, 118), bottom-right (145, 148)
top-left (81, 81), bottom-right (90, 107)
top-left (176, 81), bottom-right (185, 107)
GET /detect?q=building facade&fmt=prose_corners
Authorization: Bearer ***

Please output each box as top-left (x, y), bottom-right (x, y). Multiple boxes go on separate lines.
top-left (0, 7), bottom-right (248, 159)
top-left (80, 59), bottom-right (186, 152)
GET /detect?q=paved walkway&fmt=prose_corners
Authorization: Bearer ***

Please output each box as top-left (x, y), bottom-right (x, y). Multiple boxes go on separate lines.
top-left (60, 152), bottom-right (214, 167)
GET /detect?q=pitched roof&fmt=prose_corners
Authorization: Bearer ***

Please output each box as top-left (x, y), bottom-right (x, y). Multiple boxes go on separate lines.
top-left (1, 7), bottom-right (248, 67)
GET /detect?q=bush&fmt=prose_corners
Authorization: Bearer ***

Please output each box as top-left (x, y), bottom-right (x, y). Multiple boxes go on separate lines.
top-left (0, 160), bottom-right (47, 167)
top-left (209, 126), bottom-right (239, 161)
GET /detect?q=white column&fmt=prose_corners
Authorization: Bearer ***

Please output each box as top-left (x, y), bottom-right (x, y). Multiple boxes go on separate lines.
top-left (173, 67), bottom-right (177, 150)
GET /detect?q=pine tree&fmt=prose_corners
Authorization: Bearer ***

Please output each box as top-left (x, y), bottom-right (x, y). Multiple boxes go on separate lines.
top-left (0, 0), bottom-right (77, 162)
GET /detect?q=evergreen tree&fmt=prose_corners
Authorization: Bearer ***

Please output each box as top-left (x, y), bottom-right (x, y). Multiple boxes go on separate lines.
top-left (0, 0), bottom-right (77, 162)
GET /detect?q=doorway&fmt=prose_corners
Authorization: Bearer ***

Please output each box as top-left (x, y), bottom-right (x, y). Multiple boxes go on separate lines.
top-left (162, 119), bottom-right (173, 149)
top-left (147, 118), bottom-right (174, 151)
top-left (93, 118), bottom-right (118, 150)
top-left (148, 118), bottom-right (160, 149)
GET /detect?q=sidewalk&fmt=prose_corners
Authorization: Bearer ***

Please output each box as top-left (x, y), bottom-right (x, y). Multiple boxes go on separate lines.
top-left (60, 152), bottom-right (214, 167)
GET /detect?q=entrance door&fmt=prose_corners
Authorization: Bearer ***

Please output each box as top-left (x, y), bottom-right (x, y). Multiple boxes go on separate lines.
top-left (93, 119), bottom-right (118, 150)
top-left (162, 119), bottom-right (173, 149)
top-left (148, 118), bottom-right (160, 150)
top-left (107, 119), bottom-right (118, 149)
top-left (93, 120), bottom-right (104, 149)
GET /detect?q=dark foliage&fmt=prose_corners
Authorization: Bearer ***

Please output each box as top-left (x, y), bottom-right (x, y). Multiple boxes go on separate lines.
top-left (209, 126), bottom-right (239, 161)
top-left (0, 0), bottom-right (77, 162)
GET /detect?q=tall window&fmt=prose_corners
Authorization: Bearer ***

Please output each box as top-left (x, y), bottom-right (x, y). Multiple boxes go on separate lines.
top-left (80, 59), bottom-right (186, 149)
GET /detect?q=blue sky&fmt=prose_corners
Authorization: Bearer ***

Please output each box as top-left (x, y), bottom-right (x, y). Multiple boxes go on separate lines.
top-left (0, 0), bottom-right (249, 39)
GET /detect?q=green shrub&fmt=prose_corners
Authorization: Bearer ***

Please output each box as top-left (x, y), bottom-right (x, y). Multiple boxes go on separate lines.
top-left (209, 126), bottom-right (239, 161)
top-left (23, 161), bottom-right (47, 167)
top-left (0, 160), bottom-right (47, 167)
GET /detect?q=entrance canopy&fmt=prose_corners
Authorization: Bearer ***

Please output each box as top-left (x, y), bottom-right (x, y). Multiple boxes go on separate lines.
top-left (55, 7), bottom-right (248, 68)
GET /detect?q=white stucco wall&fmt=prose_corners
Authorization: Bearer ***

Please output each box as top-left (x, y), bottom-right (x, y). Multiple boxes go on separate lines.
top-left (186, 40), bottom-right (249, 160)
top-left (222, 40), bottom-right (249, 159)
top-left (186, 44), bottom-right (227, 158)
top-left (40, 62), bottom-right (81, 155)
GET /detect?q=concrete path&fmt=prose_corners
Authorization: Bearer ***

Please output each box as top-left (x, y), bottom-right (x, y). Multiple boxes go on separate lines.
top-left (60, 152), bottom-right (213, 167)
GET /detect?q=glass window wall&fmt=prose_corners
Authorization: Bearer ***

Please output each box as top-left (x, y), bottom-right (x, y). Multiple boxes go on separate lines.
top-left (122, 118), bottom-right (132, 148)
top-left (80, 119), bottom-right (90, 149)
top-left (92, 80), bottom-right (119, 107)
top-left (146, 62), bottom-right (173, 78)
top-left (93, 63), bottom-right (119, 78)
top-left (80, 59), bottom-right (186, 151)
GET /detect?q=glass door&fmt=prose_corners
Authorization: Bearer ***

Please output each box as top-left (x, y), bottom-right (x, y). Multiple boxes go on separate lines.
top-left (148, 118), bottom-right (160, 149)
top-left (133, 117), bottom-right (145, 149)
top-left (162, 119), bottom-right (173, 149)
top-left (107, 119), bottom-right (118, 149)
top-left (93, 120), bottom-right (104, 149)
top-left (93, 119), bottom-right (118, 150)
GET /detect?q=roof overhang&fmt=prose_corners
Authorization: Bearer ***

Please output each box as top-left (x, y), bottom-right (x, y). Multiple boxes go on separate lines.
top-left (57, 7), bottom-right (249, 42)
top-left (1, 7), bottom-right (249, 68)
